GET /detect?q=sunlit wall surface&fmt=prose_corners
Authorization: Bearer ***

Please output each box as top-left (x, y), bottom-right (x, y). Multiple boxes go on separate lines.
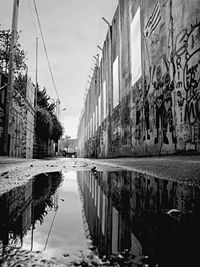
top-left (112, 56), bottom-right (119, 108)
top-left (130, 7), bottom-right (142, 86)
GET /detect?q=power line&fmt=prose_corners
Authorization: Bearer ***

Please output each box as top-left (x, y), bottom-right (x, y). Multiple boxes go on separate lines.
top-left (32, 0), bottom-right (59, 99)
top-left (28, 0), bottom-right (38, 37)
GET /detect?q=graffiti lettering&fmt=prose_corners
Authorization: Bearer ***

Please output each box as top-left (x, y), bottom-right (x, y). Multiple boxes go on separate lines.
top-left (184, 96), bottom-right (200, 124)
top-left (176, 57), bottom-right (182, 70)
top-left (175, 22), bottom-right (200, 128)
top-left (176, 81), bottom-right (183, 89)
top-left (187, 24), bottom-right (200, 58)
top-left (184, 62), bottom-right (200, 93)
top-left (144, 1), bottom-right (162, 38)
top-left (142, 19), bottom-right (200, 149)
top-left (175, 29), bottom-right (188, 57)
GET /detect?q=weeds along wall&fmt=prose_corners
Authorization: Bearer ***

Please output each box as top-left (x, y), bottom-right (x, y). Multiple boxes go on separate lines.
top-left (77, 0), bottom-right (200, 158)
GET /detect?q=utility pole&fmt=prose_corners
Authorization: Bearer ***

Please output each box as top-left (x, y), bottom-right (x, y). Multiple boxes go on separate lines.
top-left (3, 0), bottom-right (19, 155)
top-left (35, 37), bottom-right (38, 108)
top-left (34, 36), bottom-right (38, 158)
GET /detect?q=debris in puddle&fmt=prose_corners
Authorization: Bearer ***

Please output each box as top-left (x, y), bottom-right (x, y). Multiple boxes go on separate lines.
top-left (62, 253), bottom-right (69, 258)
top-left (1, 171), bottom-right (9, 176)
top-left (91, 166), bottom-right (96, 172)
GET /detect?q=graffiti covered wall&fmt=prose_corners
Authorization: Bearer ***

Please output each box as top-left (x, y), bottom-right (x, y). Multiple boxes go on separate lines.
top-left (77, 0), bottom-right (200, 157)
top-left (141, 0), bottom-right (200, 154)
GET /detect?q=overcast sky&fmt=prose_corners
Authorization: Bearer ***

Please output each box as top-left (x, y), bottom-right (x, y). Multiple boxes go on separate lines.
top-left (0, 0), bottom-right (117, 138)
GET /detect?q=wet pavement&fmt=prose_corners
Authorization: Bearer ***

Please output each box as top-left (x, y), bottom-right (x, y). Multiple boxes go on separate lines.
top-left (0, 164), bottom-right (200, 266)
top-left (87, 155), bottom-right (200, 183)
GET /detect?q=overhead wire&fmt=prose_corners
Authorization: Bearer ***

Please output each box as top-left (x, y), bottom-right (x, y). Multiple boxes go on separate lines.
top-left (28, 0), bottom-right (38, 37)
top-left (32, 0), bottom-right (59, 100)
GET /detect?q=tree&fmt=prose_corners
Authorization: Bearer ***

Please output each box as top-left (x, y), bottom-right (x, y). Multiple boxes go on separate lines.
top-left (0, 29), bottom-right (27, 73)
top-left (36, 87), bottom-right (63, 142)
top-left (51, 113), bottom-right (63, 142)
top-left (37, 87), bottom-right (55, 114)
top-left (0, 29), bottom-right (28, 99)
top-left (13, 72), bottom-right (27, 97)
top-left (35, 107), bottom-right (53, 141)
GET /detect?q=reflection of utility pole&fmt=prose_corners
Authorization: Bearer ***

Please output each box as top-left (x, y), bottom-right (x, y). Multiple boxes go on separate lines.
top-left (43, 209), bottom-right (57, 251)
top-left (3, 0), bottom-right (19, 155)
top-left (30, 199), bottom-right (34, 251)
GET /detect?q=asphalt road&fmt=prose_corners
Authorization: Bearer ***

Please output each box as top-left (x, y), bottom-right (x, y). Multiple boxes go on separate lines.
top-left (0, 155), bottom-right (200, 195)
top-left (88, 155), bottom-right (200, 184)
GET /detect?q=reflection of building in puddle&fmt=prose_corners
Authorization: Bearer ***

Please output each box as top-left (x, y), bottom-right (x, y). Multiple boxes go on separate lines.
top-left (77, 170), bottom-right (200, 266)
top-left (0, 172), bottom-right (63, 256)
top-left (77, 171), bottom-right (143, 258)
top-left (0, 180), bottom-right (33, 250)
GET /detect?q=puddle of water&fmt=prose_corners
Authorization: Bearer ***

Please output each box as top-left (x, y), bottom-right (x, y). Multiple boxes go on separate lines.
top-left (77, 170), bottom-right (200, 267)
top-left (0, 171), bottom-right (89, 265)
top-left (0, 169), bottom-right (200, 266)
top-left (22, 171), bottom-right (88, 257)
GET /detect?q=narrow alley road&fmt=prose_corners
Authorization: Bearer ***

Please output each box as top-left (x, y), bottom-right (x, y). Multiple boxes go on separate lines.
top-left (1, 155), bottom-right (200, 195)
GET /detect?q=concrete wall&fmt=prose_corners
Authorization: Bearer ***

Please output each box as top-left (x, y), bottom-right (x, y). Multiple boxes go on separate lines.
top-left (25, 78), bottom-right (35, 158)
top-left (77, 0), bottom-right (200, 158)
top-left (9, 76), bottom-right (35, 158)
top-left (0, 72), bottom-right (7, 155)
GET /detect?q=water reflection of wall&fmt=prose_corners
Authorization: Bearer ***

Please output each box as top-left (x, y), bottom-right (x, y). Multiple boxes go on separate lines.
top-left (77, 170), bottom-right (143, 258)
top-left (0, 172), bottom-right (63, 253)
top-left (77, 170), bottom-right (200, 265)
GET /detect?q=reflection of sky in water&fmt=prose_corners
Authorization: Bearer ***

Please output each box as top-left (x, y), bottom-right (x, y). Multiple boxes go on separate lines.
top-left (23, 171), bottom-right (88, 258)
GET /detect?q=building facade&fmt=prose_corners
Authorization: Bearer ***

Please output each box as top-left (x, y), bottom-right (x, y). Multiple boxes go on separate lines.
top-left (0, 71), bottom-right (36, 158)
top-left (77, 0), bottom-right (200, 158)
top-left (0, 70), bottom-right (7, 155)
top-left (60, 135), bottom-right (78, 156)
top-left (9, 76), bottom-right (35, 158)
